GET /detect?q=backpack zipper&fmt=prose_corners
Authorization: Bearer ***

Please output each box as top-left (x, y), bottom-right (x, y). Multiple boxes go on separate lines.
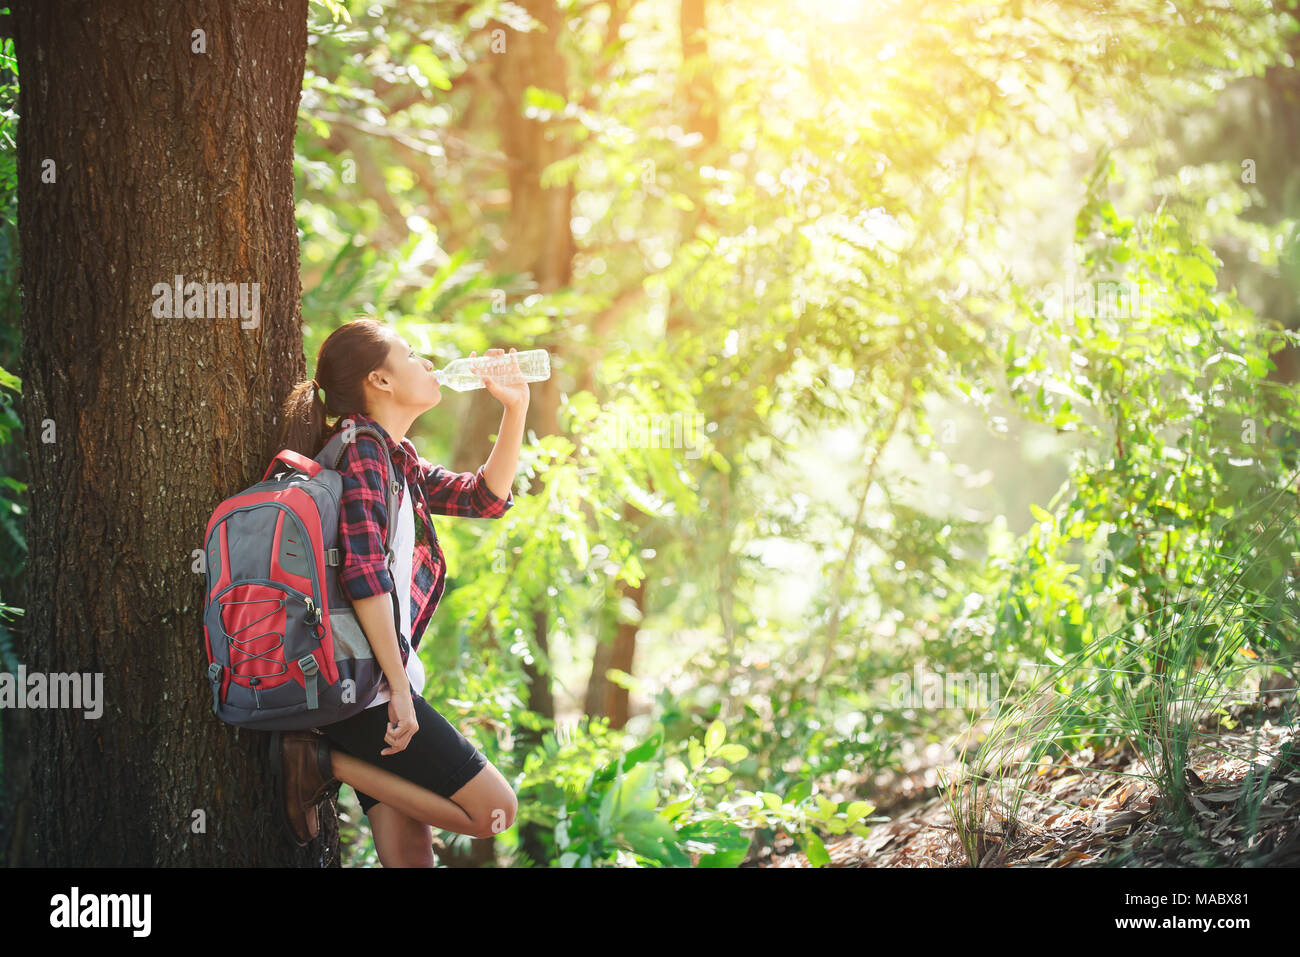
top-left (246, 475), bottom-right (340, 512)
top-left (211, 575), bottom-right (315, 608)
top-left (211, 501), bottom-right (325, 620)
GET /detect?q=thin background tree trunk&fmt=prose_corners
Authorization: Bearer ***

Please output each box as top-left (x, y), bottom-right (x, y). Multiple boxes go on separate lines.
top-left (581, 0), bottom-right (722, 730)
top-left (442, 0), bottom-right (572, 868)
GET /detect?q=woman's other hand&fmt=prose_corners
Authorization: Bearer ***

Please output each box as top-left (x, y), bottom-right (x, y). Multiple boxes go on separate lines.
top-left (381, 691), bottom-right (419, 755)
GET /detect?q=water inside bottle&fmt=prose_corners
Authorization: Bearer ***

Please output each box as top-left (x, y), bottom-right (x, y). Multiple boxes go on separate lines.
top-left (435, 349), bottom-right (550, 391)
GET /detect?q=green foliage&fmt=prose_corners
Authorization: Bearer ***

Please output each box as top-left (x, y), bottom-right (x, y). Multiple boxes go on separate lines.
top-left (532, 715), bottom-right (872, 867)
top-left (290, 0), bottom-right (1300, 867)
top-left (986, 162), bottom-right (1300, 745)
top-left (0, 26), bottom-right (21, 675)
top-left (944, 482), bottom-right (1300, 865)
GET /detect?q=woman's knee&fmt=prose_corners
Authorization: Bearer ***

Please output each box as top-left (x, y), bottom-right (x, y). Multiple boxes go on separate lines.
top-left (450, 760), bottom-right (518, 838)
top-left (474, 782), bottom-right (517, 838)
top-left (459, 776), bottom-right (517, 838)
top-left (490, 798), bottom-right (518, 838)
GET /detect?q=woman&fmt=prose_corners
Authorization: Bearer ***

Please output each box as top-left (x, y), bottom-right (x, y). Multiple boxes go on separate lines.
top-left (271, 317), bottom-right (526, 866)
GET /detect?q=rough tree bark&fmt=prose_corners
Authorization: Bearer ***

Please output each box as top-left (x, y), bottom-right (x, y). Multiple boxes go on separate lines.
top-left (11, 0), bottom-right (332, 865)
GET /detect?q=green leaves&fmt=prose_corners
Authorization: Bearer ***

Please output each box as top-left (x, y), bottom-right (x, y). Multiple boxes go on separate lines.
top-left (621, 811), bottom-right (691, 866)
top-left (1182, 245), bottom-right (1221, 290)
top-left (598, 761), bottom-right (657, 833)
top-left (678, 819), bottom-right (751, 868)
top-left (704, 718), bottom-right (725, 756)
top-left (523, 86), bottom-right (567, 114)
top-left (546, 720), bottom-right (755, 866)
top-left (307, 0), bottom-right (351, 24)
top-left (802, 832), bottom-right (830, 868)
top-left (681, 719), bottom-right (748, 790)
top-left (407, 44), bottom-right (452, 91)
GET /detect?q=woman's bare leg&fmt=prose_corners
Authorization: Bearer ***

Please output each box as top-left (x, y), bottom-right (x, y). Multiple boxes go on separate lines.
top-left (368, 803), bottom-right (435, 868)
top-left (330, 750), bottom-right (477, 834)
top-left (329, 749), bottom-right (517, 838)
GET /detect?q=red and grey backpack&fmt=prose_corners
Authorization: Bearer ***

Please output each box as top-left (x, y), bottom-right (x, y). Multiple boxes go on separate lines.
top-left (201, 423), bottom-right (403, 731)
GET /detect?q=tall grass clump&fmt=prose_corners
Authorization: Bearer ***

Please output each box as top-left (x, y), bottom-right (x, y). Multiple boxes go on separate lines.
top-left (940, 472), bottom-right (1300, 866)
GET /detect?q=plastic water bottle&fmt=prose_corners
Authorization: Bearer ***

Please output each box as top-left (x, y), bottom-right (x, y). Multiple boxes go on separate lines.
top-left (434, 348), bottom-right (551, 392)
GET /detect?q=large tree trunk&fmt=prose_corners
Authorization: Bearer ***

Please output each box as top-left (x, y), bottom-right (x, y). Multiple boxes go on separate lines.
top-left (11, 0), bottom-right (329, 866)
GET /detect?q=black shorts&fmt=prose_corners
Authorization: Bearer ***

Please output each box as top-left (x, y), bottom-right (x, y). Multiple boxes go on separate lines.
top-left (317, 691), bottom-right (488, 817)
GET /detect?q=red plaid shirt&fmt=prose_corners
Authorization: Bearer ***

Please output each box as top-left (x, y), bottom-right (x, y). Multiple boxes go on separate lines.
top-left (332, 411), bottom-right (514, 664)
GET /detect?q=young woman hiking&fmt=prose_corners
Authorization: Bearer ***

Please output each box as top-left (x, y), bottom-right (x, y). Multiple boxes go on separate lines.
top-left (271, 317), bottom-right (526, 866)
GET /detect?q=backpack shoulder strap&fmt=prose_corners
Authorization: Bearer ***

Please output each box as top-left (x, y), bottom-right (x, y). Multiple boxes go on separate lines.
top-left (350, 427), bottom-right (406, 651)
top-left (319, 424), bottom-right (401, 575)
top-left (317, 424), bottom-right (406, 649)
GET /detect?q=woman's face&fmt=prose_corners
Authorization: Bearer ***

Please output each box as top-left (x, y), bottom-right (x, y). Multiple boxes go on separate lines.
top-left (379, 335), bottom-right (441, 409)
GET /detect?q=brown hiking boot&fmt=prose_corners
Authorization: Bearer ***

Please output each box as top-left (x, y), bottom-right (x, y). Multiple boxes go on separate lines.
top-left (270, 729), bottom-right (339, 846)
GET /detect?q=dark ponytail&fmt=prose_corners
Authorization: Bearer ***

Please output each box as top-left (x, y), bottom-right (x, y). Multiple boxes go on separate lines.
top-left (274, 317), bottom-right (397, 458)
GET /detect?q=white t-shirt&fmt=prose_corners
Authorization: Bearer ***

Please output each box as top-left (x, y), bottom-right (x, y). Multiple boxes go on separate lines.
top-left (366, 475), bottom-right (426, 708)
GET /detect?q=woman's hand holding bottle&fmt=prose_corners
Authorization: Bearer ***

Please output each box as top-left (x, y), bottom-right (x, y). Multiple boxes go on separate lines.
top-left (471, 347), bottom-right (531, 412)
